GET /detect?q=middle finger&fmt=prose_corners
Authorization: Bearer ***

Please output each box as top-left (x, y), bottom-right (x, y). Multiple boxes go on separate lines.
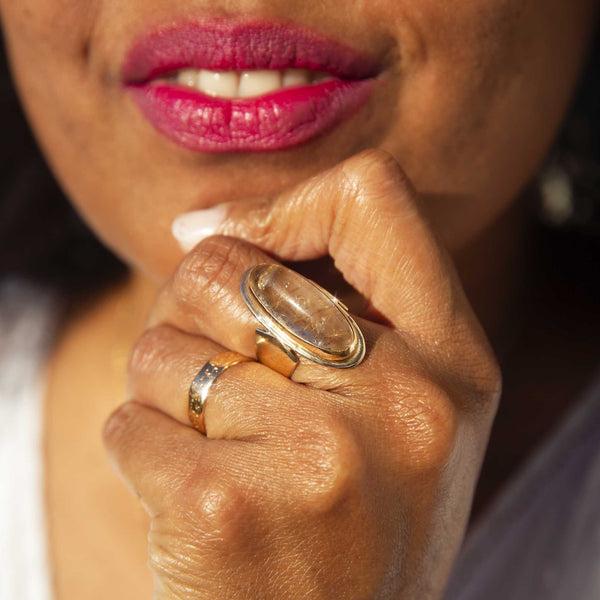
top-left (147, 235), bottom-right (389, 388)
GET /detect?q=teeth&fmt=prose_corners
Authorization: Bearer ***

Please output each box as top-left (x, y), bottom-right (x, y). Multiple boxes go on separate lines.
top-left (176, 68), bottom-right (199, 88)
top-left (173, 67), bottom-right (334, 98)
top-left (239, 70), bottom-right (282, 97)
top-left (198, 70), bottom-right (239, 98)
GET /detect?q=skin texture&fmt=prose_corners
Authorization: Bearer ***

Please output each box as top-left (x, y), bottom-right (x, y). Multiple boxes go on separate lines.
top-left (1, 0), bottom-right (597, 272)
top-left (0, 0), bottom-right (598, 598)
top-left (111, 151), bottom-right (502, 598)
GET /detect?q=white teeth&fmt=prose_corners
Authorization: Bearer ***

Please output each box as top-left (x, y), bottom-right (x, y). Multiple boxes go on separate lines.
top-left (177, 68), bottom-right (199, 88)
top-left (239, 70), bottom-right (282, 97)
top-left (172, 67), bottom-right (335, 98)
top-left (198, 70), bottom-right (240, 98)
top-left (282, 69), bottom-right (311, 88)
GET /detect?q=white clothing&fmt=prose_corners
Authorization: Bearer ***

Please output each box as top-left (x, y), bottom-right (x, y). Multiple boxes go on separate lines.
top-left (0, 280), bottom-right (57, 600)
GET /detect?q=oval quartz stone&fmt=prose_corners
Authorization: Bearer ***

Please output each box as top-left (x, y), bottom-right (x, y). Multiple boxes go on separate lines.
top-left (249, 264), bottom-right (354, 354)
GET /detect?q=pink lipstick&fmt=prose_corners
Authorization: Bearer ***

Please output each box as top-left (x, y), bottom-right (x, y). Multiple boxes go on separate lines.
top-left (122, 20), bottom-right (379, 152)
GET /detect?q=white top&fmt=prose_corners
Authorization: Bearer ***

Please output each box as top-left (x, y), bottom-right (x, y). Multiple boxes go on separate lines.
top-left (1, 278), bottom-right (599, 599)
top-left (0, 280), bottom-right (56, 600)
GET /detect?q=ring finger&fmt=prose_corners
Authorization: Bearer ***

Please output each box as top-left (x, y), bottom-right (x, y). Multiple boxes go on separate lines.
top-left (126, 323), bottom-right (327, 439)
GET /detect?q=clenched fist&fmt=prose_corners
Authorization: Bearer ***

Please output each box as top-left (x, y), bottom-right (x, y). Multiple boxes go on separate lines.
top-left (103, 150), bottom-right (501, 599)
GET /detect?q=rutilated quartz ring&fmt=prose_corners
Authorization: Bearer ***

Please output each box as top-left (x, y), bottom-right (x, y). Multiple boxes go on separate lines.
top-left (241, 264), bottom-right (366, 377)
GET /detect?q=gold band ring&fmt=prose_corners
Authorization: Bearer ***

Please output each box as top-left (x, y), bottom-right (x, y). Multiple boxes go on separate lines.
top-left (241, 264), bottom-right (366, 378)
top-left (188, 351), bottom-right (253, 434)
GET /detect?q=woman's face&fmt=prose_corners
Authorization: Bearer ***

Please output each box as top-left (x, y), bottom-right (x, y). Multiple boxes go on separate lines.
top-left (1, 0), bottom-right (597, 280)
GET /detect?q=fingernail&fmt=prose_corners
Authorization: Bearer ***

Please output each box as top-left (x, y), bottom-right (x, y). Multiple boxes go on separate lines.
top-left (171, 206), bottom-right (227, 252)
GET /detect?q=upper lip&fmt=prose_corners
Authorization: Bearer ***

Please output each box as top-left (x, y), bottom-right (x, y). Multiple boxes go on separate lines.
top-left (121, 19), bottom-right (381, 85)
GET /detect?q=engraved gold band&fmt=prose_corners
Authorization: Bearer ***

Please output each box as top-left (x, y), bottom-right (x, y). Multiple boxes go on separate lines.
top-left (188, 351), bottom-right (253, 435)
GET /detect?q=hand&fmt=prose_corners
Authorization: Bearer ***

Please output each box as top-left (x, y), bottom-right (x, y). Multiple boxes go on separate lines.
top-left (103, 149), bottom-right (501, 599)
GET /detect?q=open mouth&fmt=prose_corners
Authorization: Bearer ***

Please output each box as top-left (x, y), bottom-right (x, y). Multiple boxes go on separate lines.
top-left (163, 68), bottom-right (334, 98)
top-left (122, 20), bottom-right (380, 152)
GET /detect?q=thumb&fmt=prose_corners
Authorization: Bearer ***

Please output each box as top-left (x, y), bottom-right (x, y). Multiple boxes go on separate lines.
top-left (172, 149), bottom-right (467, 331)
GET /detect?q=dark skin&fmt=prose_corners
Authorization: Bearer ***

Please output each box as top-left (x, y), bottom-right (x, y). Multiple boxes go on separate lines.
top-left (2, 0), bottom-right (599, 598)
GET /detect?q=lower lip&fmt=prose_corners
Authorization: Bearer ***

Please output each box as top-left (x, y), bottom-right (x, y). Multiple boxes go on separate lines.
top-left (127, 78), bottom-right (374, 153)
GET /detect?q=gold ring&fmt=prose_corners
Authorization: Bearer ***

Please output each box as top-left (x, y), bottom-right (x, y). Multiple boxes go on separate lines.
top-left (188, 351), bottom-right (253, 434)
top-left (241, 264), bottom-right (366, 377)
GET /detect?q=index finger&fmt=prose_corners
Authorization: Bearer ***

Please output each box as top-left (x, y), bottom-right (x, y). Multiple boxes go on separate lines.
top-left (176, 149), bottom-right (474, 342)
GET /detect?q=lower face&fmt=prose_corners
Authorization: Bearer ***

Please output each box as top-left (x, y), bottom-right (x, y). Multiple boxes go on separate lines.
top-left (0, 0), bottom-right (597, 281)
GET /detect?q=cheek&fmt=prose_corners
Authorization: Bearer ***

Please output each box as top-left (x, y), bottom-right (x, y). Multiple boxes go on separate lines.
top-left (0, 1), bottom-right (95, 62)
top-left (0, 1), bottom-right (176, 280)
top-left (375, 0), bottom-right (596, 248)
top-left (1, 1), bottom-right (100, 178)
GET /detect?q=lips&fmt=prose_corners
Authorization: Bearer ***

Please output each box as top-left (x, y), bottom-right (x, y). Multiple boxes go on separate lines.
top-left (122, 20), bottom-right (380, 152)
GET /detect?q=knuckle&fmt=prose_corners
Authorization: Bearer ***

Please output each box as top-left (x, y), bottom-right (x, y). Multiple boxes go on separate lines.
top-left (340, 148), bottom-right (414, 200)
top-left (147, 520), bottom-right (184, 575)
top-left (236, 195), bottom-right (280, 248)
top-left (331, 149), bottom-right (419, 297)
top-left (172, 236), bottom-right (239, 309)
top-left (190, 480), bottom-right (252, 545)
top-left (102, 400), bottom-right (141, 447)
top-left (294, 416), bottom-right (365, 515)
top-left (388, 375), bottom-right (459, 473)
top-left (147, 518), bottom-right (204, 597)
top-left (128, 324), bottom-right (174, 380)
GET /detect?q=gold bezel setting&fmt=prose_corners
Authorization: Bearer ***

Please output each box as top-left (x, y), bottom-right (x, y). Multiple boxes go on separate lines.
top-left (241, 264), bottom-right (365, 369)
